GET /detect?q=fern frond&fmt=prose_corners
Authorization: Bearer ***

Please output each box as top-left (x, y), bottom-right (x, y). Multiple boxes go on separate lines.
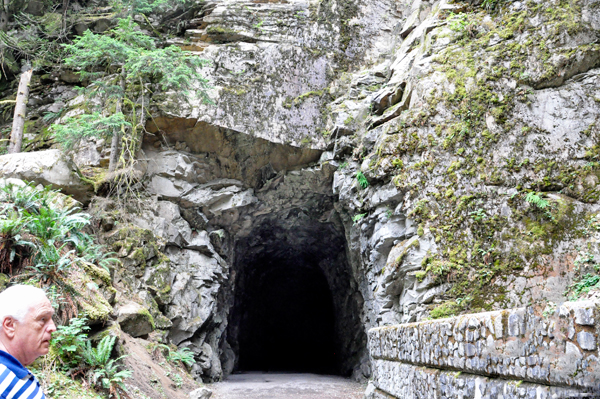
top-left (525, 192), bottom-right (549, 209)
top-left (96, 335), bottom-right (116, 365)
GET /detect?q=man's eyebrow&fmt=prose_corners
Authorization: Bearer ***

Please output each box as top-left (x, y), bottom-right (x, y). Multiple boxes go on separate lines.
top-left (38, 310), bottom-right (54, 317)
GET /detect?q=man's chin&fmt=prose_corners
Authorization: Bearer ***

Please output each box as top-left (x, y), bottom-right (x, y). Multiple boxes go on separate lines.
top-left (39, 343), bottom-right (50, 354)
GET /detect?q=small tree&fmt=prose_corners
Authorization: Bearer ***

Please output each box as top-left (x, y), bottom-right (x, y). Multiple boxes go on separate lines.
top-left (53, 16), bottom-right (211, 172)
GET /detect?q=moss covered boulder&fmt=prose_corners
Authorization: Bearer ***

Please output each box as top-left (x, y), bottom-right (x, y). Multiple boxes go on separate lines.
top-left (116, 301), bottom-right (155, 337)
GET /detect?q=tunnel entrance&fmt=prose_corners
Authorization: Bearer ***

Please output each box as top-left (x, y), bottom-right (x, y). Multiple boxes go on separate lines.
top-left (225, 209), bottom-right (366, 378)
top-left (238, 256), bottom-right (336, 373)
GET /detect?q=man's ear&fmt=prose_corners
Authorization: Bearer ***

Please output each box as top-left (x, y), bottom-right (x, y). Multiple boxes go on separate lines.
top-left (2, 317), bottom-right (16, 339)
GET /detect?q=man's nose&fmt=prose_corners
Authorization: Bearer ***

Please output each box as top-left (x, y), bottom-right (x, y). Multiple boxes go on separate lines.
top-left (47, 319), bottom-right (57, 334)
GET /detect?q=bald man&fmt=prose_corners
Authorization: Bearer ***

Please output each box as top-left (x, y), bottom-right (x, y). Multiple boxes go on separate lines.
top-left (0, 285), bottom-right (56, 399)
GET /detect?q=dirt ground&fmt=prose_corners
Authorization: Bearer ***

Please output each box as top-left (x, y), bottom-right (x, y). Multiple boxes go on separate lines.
top-left (207, 373), bottom-right (367, 399)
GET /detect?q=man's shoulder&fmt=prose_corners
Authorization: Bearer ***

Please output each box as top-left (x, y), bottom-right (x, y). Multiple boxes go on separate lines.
top-left (0, 352), bottom-right (45, 399)
top-left (0, 351), bottom-right (28, 379)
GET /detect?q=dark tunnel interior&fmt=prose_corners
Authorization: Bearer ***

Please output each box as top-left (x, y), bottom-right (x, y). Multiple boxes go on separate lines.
top-left (225, 215), bottom-right (367, 377)
top-left (237, 259), bottom-right (337, 373)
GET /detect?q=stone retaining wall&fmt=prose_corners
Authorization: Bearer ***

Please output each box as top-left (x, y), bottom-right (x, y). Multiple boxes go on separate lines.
top-left (367, 300), bottom-right (600, 399)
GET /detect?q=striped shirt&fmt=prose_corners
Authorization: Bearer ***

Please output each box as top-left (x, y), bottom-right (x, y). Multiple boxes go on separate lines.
top-left (0, 351), bottom-right (45, 399)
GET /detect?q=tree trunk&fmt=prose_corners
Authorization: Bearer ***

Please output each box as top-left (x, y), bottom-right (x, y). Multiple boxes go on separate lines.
top-left (0, 0), bottom-right (8, 32)
top-left (108, 74), bottom-right (126, 172)
top-left (0, 10), bottom-right (7, 32)
top-left (61, 0), bottom-right (69, 33)
top-left (8, 68), bottom-right (33, 154)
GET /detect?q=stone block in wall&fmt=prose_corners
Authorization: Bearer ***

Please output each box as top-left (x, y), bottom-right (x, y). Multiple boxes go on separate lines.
top-left (371, 359), bottom-right (596, 399)
top-left (368, 300), bottom-right (600, 390)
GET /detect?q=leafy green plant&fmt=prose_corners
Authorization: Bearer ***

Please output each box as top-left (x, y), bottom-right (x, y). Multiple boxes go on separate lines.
top-left (352, 213), bottom-right (367, 225)
top-left (84, 335), bottom-right (132, 398)
top-left (448, 12), bottom-right (469, 31)
top-left (568, 273), bottom-right (600, 300)
top-left (83, 335), bottom-right (116, 368)
top-left (469, 208), bottom-right (487, 222)
top-left (51, 317), bottom-right (90, 371)
top-left (167, 347), bottom-right (195, 367)
top-left (392, 158), bottom-right (404, 169)
top-left (115, 0), bottom-right (189, 14)
top-left (0, 183), bottom-right (115, 320)
top-left (90, 357), bottom-right (132, 399)
top-left (0, 182), bottom-right (48, 213)
top-left (170, 372), bottom-right (183, 388)
top-left (356, 171), bottom-right (369, 189)
top-left (152, 344), bottom-right (195, 367)
top-left (525, 192), bottom-right (549, 210)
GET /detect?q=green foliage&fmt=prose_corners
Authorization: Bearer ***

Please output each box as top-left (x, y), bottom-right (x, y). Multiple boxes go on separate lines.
top-left (169, 372), bottom-right (183, 388)
top-left (167, 347), bottom-right (195, 367)
top-left (124, 45), bottom-right (211, 99)
top-left (54, 16), bottom-right (211, 170)
top-left (356, 171), bottom-right (369, 189)
top-left (525, 192), bottom-right (549, 209)
top-left (113, 0), bottom-right (189, 14)
top-left (62, 25), bottom-right (138, 76)
top-left (352, 213), bottom-right (366, 225)
top-left (82, 335), bottom-right (132, 398)
top-left (91, 358), bottom-right (132, 399)
top-left (83, 335), bottom-right (116, 368)
top-left (430, 301), bottom-right (460, 319)
top-left (0, 183), bottom-right (118, 320)
top-left (0, 12), bottom-right (66, 72)
top-left (392, 158), bottom-right (404, 169)
top-left (51, 317), bottom-right (90, 371)
top-left (52, 113), bottom-right (131, 151)
top-left (153, 344), bottom-right (196, 367)
top-left (469, 208), bottom-right (487, 222)
top-left (448, 12), bottom-right (469, 31)
top-left (47, 316), bottom-right (132, 398)
top-left (568, 273), bottom-right (600, 299)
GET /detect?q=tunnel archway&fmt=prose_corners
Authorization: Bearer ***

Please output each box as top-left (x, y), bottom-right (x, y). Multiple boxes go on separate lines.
top-left (225, 210), bottom-right (366, 377)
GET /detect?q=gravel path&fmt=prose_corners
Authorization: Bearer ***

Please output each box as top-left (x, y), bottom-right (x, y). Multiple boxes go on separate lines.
top-left (207, 373), bottom-right (367, 399)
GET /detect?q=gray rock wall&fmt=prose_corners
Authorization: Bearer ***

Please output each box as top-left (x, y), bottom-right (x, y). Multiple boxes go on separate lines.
top-left (367, 300), bottom-right (600, 398)
top-left (159, 0), bottom-right (403, 148)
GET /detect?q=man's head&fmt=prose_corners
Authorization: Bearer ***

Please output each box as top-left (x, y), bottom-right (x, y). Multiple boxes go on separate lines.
top-left (0, 285), bottom-right (56, 366)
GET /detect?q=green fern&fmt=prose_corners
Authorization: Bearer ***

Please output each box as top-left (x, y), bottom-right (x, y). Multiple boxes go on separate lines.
top-left (356, 171), bottom-right (369, 189)
top-left (83, 335), bottom-right (116, 367)
top-left (51, 317), bottom-right (90, 371)
top-left (91, 358), bottom-right (132, 399)
top-left (525, 192), bottom-right (549, 210)
top-left (168, 347), bottom-right (195, 367)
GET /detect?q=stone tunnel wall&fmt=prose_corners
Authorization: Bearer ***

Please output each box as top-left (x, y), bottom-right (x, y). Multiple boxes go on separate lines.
top-left (366, 300), bottom-right (600, 399)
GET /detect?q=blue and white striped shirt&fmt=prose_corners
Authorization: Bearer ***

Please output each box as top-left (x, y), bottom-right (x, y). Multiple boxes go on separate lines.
top-left (0, 351), bottom-right (45, 399)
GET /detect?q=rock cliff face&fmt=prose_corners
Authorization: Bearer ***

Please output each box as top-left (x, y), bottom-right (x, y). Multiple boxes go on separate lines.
top-left (4, 0), bottom-right (600, 388)
top-left (118, 0), bottom-right (600, 383)
top-left (111, 0), bottom-right (407, 381)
